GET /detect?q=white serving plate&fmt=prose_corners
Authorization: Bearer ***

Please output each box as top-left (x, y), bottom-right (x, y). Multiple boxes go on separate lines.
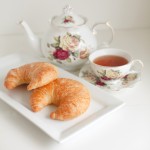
top-left (0, 53), bottom-right (124, 143)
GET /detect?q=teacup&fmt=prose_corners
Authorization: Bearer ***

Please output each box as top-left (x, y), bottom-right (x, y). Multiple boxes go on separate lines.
top-left (89, 48), bottom-right (144, 86)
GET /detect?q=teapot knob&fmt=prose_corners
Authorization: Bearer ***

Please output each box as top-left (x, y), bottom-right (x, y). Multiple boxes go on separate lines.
top-left (63, 5), bottom-right (73, 15)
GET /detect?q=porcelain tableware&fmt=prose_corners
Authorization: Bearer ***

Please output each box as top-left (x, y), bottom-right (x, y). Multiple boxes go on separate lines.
top-left (19, 5), bottom-right (114, 71)
top-left (79, 63), bottom-right (142, 91)
top-left (89, 48), bottom-right (143, 87)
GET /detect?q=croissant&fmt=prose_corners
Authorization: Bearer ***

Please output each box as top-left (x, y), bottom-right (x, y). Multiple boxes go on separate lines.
top-left (4, 62), bottom-right (58, 90)
top-left (30, 78), bottom-right (90, 120)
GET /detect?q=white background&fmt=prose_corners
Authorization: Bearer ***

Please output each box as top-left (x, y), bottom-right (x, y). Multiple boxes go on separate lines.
top-left (0, 0), bottom-right (150, 35)
top-left (0, 1), bottom-right (150, 150)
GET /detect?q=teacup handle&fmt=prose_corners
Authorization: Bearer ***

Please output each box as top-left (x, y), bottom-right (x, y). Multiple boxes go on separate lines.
top-left (123, 59), bottom-right (144, 83)
top-left (92, 21), bottom-right (115, 48)
top-left (130, 59), bottom-right (144, 73)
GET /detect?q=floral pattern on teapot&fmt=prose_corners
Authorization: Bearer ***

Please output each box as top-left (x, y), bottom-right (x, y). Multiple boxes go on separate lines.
top-left (47, 32), bottom-right (89, 63)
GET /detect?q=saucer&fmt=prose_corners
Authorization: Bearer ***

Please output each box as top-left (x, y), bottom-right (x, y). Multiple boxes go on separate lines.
top-left (79, 63), bottom-right (141, 91)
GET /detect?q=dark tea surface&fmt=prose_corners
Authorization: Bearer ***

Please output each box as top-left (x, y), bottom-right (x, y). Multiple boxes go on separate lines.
top-left (93, 55), bottom-right (128, 67)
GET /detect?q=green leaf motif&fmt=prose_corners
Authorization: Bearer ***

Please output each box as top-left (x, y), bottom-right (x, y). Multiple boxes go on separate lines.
top-left (47, 43), bottom-right (51, 48)
top-left (66, 58), bottom-right (71, 62)
top-left (74, 34), bottom-right (81, 40)
top-left (48, 54), bottom-right (54, 61)
top-left (51, 43), bottom-right (59, 48)
top-left (67, 32), bottom-right (71, 36)
top-left (72, 52), bottom-right (79, 57)
top-left (54, 36), bottom-right (60, 42)
top-left (57, 60), bottom-right (62, 64)
top-left (97, 70), bottom-right (106, 76)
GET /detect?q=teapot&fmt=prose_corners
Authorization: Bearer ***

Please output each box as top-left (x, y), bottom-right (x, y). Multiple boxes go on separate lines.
top-left (19, 5), bottom-right (114, 71)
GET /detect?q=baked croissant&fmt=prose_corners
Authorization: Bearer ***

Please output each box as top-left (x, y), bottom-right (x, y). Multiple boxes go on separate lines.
top-left (30, 78), bottom-right (90, 120)
top-left (4, 62), bottom-right (58, 90)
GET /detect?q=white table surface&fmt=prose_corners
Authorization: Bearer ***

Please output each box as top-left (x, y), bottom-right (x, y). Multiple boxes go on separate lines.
top-left (0, 28), bottom-right (150, 150)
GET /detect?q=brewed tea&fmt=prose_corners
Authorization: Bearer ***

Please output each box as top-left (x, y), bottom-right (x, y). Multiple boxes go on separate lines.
top-left (93, 55), bottom-right (128, 67)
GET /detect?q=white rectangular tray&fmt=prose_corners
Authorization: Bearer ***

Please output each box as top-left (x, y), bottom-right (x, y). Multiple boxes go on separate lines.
top-left (0, 53), bottom-right (124, 143)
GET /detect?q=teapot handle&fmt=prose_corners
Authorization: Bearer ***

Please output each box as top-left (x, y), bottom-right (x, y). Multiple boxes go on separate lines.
top-left (92, 21), bottom-right (115, 48)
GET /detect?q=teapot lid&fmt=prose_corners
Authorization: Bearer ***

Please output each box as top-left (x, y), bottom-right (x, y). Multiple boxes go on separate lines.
top-left (52, 5), bottom-right (86, 27)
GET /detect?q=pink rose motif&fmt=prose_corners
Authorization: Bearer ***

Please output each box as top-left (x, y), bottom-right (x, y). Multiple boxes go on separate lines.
top-left (96, 81), bottom-right (106, 86)
top-left (64, 16), bottom-right (74, 23)
top-left (80, 49), bottom-right (89, 59)
top-left (59, 34), bottom-right (80, 52)
top-left (53, 49), bottom-right (70, 60)
top-left (101, 76), bottom-right (112, 80)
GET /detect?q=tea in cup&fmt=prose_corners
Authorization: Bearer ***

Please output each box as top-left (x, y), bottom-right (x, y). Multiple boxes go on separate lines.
top-left (89, 48), bottom-right (143, 86)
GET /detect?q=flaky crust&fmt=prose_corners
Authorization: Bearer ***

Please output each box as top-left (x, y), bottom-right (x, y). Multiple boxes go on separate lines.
top-left (30, 78), bottom-right (90, 120)
top-left (4, 62), bottom-right (58, 90)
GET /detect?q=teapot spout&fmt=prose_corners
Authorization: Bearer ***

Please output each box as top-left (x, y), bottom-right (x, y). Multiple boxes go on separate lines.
top-left (18, 20), bottom-right (42, 55)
